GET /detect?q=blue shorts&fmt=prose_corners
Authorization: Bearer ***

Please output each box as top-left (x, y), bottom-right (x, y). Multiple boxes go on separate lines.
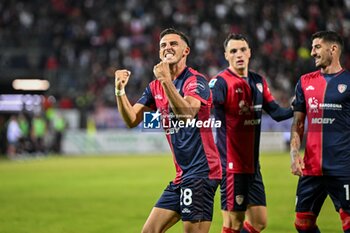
top-left (248, 169), bottom-right (266, 206)
top-left (155, 178), bottom-right (220, 221)
top-left (221, 169), bottom-right (266, 211)
top-left (220, 173), bottom-right (254, 211)
top-left (296, 176), bottom-right (350, 215)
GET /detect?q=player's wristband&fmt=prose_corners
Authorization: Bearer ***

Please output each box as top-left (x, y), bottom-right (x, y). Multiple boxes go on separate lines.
top-left (115, 88), bottom-right (125, 96)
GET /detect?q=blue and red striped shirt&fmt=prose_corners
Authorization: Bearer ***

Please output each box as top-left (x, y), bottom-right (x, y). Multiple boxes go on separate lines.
top-left (293, 69), bottom-right (350, 176)
top-left (210, 68), bottom-right (292, 174)
top-left (137, 67), bottom-right (222, 183)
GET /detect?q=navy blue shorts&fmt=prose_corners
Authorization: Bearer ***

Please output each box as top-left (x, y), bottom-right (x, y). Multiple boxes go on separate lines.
top-left (248, 169), bottom-right (267, 206)
top-left (220, 172), bottom-right (254, 211)
top-left (296, 176), bottom-right (350, 215)
top-left (221, 169), bottom-right (266, 211)
top-left (155, 178), bottom-right (220, 221)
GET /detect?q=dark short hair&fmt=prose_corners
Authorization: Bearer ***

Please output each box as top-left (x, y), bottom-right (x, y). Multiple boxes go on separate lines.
top-left (160, 28), bottom-right (190, 47)
top-left (311, 31), bottom-right (344, 51)
top-left (223, 33), bottom-right (249, 49)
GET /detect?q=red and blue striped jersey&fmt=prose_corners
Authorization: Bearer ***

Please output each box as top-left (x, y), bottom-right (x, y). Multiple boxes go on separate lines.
top-left (137, 67), bottom-right (222, 184)
top-left (293, 69), bottom-right (350, 176)
top-left (210, 68), bottom-right (293, 174)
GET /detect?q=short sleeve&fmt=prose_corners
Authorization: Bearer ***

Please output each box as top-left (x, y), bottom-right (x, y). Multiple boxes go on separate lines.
top-left (292, 79), bottom-right (306, 113)
top-left (136, 85), bottom-right (156, 110)
top-left (183, 75), bottom-right (211, 104)
top-left (209, 76), bottom-right (227, 105)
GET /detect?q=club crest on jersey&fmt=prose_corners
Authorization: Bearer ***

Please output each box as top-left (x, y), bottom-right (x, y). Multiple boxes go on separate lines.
top-left (338, 84), bottom-right (347, 93)
top-left (235, 195), bottom-right (244, 205)
top-left (256, 83), bottom-right (263, 93)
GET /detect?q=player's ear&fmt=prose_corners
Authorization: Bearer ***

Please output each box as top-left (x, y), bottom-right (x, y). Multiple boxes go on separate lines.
top-left (183, 46), bottom-right (190, 56)
top-left (331, 44), bottom-right (339, 54)
top-left (224, 50), bottom-right (229, 61)
top-left (247, 47), bottom-right (251, 59)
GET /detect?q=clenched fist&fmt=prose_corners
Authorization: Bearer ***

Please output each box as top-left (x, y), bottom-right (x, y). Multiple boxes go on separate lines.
top-left (153, 62), bottom-right (171, 84)
top-left (115, 69), bottom-right (131, 90)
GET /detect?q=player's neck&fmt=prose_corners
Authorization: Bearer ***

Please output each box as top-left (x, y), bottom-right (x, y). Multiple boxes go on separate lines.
top-left (320, 61), bottom-right (342, 74)
top-left (170, 60), bottom-right (186, 80)
top-left (229, 67), bottom-right (248, 78)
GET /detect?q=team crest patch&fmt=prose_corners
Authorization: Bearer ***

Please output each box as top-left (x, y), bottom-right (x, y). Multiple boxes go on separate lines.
top-left (235, 195), bottom-right (244, 205)
top-left (256, 83), bottom-right (263, 93)
top-left (338, 84), bottom-right (347, 93)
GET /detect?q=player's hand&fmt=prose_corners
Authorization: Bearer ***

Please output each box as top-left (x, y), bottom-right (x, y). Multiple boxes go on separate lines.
top-left (153, 62), bottom-right (171, 84)
top-left (290, 149), bottom-right (304, 176)
top-left (115, 69), bottom-right (131, 90)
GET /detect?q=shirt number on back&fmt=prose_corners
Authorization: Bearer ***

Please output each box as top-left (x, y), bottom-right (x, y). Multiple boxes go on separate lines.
top-left (344, 184), bottom-right (349, 201)
top-left (180, 188), bottom-right (193, 206)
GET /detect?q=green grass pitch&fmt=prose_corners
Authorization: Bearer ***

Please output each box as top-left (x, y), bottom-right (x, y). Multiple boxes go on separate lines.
top-left (0, 152), bottom-right (342, 233)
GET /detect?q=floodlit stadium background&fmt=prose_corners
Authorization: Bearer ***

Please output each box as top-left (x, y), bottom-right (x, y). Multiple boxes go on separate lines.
top-left (0, 1), bottom-right (349, 232)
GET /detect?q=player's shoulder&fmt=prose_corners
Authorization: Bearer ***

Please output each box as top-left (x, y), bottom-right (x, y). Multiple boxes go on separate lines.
top-left (148, 79), bottom-right (162, 90)
top-left (300, 70), bottom-right (321, 81)
top-left (209, 69), bottom-right (228, 88)
top-left (248, 71), bottom-right (264, 82)
top-left (187, 67), bottom-right (207, 81)
top-left (340, 69), bottom-right (350, 77)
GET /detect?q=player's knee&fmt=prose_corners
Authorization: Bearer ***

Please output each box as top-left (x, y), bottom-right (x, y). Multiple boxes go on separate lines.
top-left (223, 211), bottom-right (245, 230)
top-left (294, 212), bottom-right (318, 231)
top-left (141, 224), bottom-right (162, 233)
top-left (340, 208), bottom-right (350, 232)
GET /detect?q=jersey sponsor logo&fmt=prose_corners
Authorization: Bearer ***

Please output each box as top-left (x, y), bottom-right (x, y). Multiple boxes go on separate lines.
top-left (311, 118), bottom-right (335, 124)
top-left (308, 97), bottom-right (319, 113)
top-left (256, 83), bottom-right (263, 93)
top-left (208, 78), bottom-right (217, 88)
top-left (306, 85), bottom-right (315, 91)
top-left (244, 119), bottom-right (261, 125)
top-left (319, 103), bottom-right (342, 110)
top-left (143, 110), bottom-right (161, 129)
top-left (338, 84), bottom-right (347, 93)
top-left (252, 104), bottom-right (262, 111)
top-left (235, 195), bottom-right (244, 205)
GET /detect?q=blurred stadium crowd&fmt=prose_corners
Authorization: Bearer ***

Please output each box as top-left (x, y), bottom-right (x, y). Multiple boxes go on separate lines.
top-left (0, 0), bottom-right (349, 141)
top-left (1, 0), bottom-right (350, 106)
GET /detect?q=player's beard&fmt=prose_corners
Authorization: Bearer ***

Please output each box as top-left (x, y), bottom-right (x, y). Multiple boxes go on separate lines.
top-left (315, 55), bottom-right (332, 69)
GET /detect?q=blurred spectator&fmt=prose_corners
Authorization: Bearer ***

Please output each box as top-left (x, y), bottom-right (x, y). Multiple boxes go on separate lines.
top-left (31, 114), bottom-right (47, 154)
top-left (18, 113), bottom-right (31, 153)
top-left (52, 111), bottom-right (66, 154)
top-left (6, 115), bottom-right (22, 158)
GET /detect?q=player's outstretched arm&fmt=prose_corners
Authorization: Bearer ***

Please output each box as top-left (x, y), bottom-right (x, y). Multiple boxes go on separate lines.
top-left (264, 100), bottom-right (293, 121)
top-left (115, 69), bottom-right (150, 128)
top-left (153, 62), bottom-right (200, 120)
top-left (290, 111), bottom-right (306, 176)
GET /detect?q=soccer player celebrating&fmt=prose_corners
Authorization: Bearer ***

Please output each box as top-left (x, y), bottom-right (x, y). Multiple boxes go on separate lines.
top-left (210, 34), bottom-right (293, 233)
top-left (114, 28), bottom-right (222, 233)
top-left (290, 31), bottom-right (350, 233)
